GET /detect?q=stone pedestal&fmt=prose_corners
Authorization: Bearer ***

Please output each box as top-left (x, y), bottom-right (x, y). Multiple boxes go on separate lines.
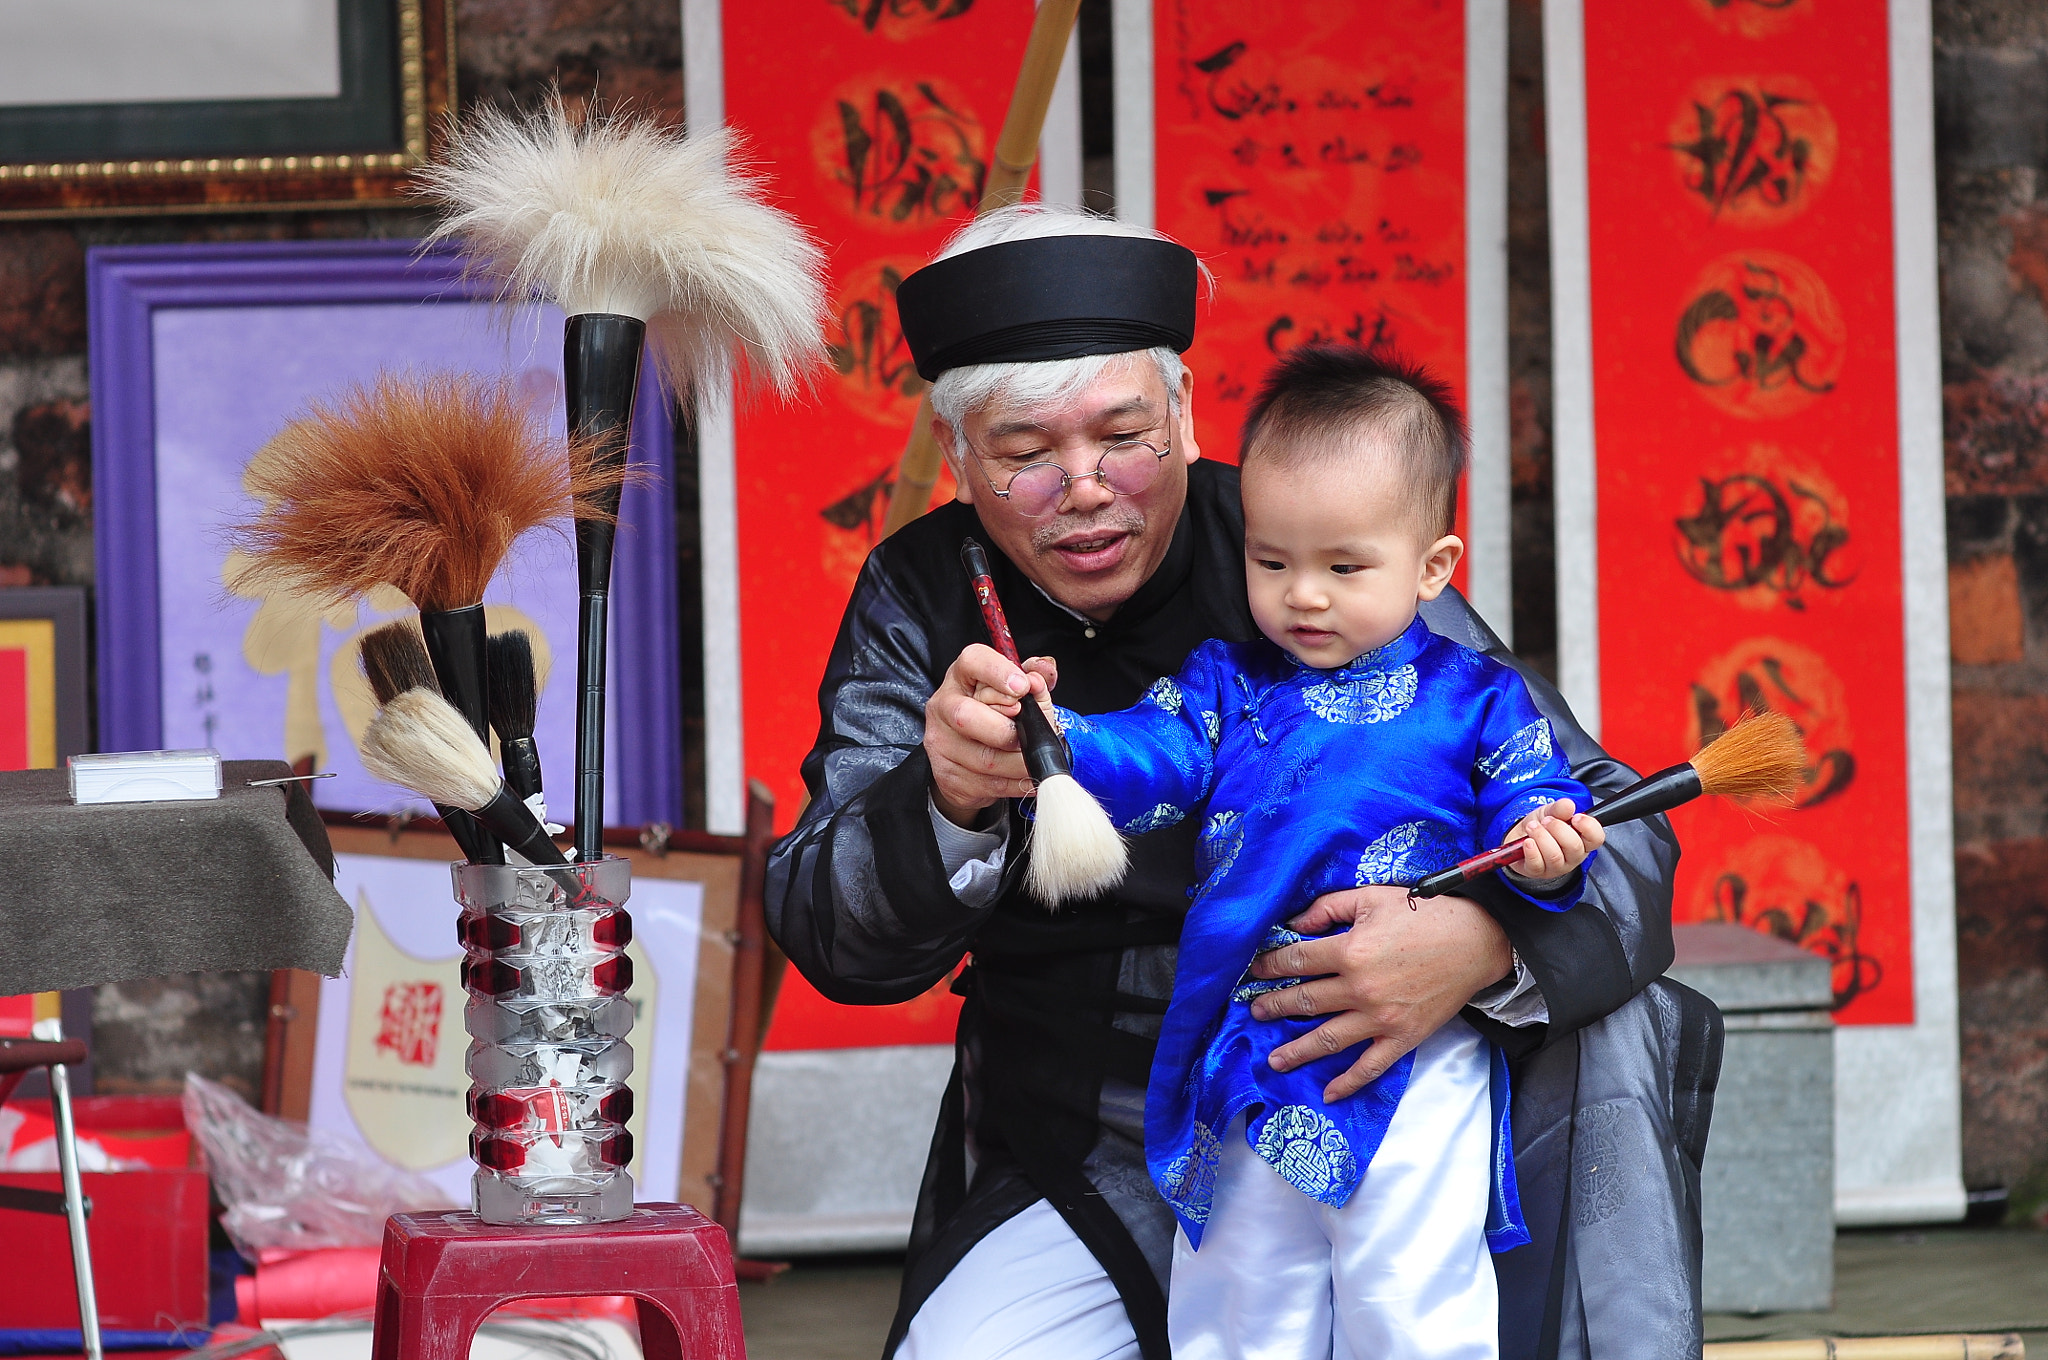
top-left (1669, 923), bottom-right (1835, 1313)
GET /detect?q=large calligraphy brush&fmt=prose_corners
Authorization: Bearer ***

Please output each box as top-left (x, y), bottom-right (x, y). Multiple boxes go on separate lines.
top-left (231, 372), bottom-right (623, 863)
top-left (960, 538), bottom-right (1128, 906)
top-left (1409, 710), bottom-right (1806, 899)
top-left (416, 94), bottom-right (828, 861)
top-left (359, 620), bottom-right (487, 863)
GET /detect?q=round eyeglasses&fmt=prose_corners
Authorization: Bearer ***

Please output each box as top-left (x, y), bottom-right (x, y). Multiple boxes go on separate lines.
top-left (968, 439), bottom-right (1173, 518)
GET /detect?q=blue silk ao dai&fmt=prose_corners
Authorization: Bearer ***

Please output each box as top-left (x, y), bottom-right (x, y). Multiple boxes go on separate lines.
top-left (1055, 615), bottom-right (1592, 1250)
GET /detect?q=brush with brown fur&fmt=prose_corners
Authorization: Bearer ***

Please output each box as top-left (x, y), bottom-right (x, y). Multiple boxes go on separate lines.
top-left (1409, 710), bottom-right (1807, 899)
top-left (234, 371), bottom-right (623, 862)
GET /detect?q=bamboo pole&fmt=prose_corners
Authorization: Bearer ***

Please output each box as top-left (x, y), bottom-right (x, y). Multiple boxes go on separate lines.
top-left (1703, 1335), bottom-right (2025, 1360)
top-left (879, 0), bottom-right (1085, 538)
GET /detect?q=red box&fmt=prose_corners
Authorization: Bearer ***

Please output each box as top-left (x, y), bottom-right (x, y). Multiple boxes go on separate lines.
top-left (0, 1096), bottom-right (209, 1331)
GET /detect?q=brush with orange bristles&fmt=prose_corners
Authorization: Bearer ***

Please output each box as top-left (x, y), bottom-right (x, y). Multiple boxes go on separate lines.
top-left (1409, 710), bottom-right (1807, 899)
top-left (232, 371), bottom-right (624, 862)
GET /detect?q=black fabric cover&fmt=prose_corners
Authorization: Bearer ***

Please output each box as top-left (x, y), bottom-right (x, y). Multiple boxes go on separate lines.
top-left (895, 236), bottom-right (1199, 380)
top-left (0, 760), bottom-right (352, 994)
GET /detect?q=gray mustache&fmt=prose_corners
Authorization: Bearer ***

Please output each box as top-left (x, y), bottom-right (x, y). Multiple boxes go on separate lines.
top-left (1031, 507), bottom-right (1146, 555)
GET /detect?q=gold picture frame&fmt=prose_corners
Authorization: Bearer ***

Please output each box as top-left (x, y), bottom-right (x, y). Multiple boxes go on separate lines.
top-left (0, 0), bottom-right (455, 220)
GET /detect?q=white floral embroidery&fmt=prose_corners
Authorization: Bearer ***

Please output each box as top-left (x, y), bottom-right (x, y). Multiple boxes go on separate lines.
top-left (1355, 820), bottom-right (1462, 886)
top-left (1254, 1105), bottom-right (1360, 1204)
top-left (1203, 709), bottom-right (1221, 745)
top-left (1121, 802), bottom-right (1185, 835)
top-left (1196, 809), bottom-right (1244, 896)
top-left (1160, 1119), bottom-right (1223, 1222)
top-left (1301, 664), bottom-right (1418, 725)
top-left (1478, 718), bottom-right (1555, 785)
top-left (1144, 676), bottom-right (1184, 714)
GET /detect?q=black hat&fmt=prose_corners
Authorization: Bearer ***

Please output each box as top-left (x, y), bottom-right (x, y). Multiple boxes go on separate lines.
top-left (895, 234), bottom-right (1199, 381)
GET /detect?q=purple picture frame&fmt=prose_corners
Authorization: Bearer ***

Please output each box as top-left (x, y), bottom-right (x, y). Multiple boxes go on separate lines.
top-left (87, 239), bottom-right (683, 827)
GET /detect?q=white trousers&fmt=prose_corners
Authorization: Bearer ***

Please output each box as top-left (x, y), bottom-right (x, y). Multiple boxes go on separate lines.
top-left (896, 1019), bottom-right (1497, 1360)
top-left (896, 1198), bottom-right (1143, 1360)
top-left (1168, 1017), bottom-right (1500, 1360)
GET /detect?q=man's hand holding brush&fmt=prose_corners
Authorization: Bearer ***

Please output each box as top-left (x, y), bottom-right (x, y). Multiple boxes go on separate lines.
top-left (925, 644), bottom-right (1061, 827)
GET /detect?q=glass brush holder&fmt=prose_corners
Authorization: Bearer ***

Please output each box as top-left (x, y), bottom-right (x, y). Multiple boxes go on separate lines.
top-left (455, 856), bottom-right (635, 1224)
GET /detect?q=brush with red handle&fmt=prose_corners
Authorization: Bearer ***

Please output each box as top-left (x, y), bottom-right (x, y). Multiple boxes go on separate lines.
top-left (961, 538), bottom-right (1128, 907)
top-left (1409, 710), bottom-right (1806, 900)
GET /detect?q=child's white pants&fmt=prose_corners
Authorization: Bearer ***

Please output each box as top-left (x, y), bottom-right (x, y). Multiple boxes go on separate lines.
top-left (1166, 1017), bottom-right (1501, 1360)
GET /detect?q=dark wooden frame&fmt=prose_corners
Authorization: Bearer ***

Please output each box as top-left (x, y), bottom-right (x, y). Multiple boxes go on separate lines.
top-left (265, 788), bottom-right (776, 1240)
top-left (0, 0), bottom-right (454, 220)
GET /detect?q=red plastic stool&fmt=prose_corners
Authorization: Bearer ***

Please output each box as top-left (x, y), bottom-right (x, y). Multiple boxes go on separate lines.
top-left (370, 1203), bottom-right (744, 1360)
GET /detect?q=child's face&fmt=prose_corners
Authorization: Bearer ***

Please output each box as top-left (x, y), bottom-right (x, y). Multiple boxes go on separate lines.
top-left (1241, 443), bottom-right (1464, 669)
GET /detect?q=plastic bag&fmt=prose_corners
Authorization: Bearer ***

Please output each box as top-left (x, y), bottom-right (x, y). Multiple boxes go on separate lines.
top-left (182, 1072), bottom-right (455, 1257)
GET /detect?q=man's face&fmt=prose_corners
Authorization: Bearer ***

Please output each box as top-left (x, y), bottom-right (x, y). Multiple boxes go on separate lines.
top-left (936, 354), bottom-right (1201, 621)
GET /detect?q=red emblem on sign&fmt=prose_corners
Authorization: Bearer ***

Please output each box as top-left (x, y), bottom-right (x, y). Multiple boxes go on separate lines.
top-left (374, 981), bottom-right (444, 1067)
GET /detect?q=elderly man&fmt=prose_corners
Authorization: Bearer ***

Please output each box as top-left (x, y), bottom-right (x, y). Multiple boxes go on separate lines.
top-left (765, 206), bottom-right (1719, 1360)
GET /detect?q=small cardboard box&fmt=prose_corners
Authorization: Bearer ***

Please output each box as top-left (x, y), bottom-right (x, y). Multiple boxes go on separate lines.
top-left (0, 1095), bottom-right (209, 1332)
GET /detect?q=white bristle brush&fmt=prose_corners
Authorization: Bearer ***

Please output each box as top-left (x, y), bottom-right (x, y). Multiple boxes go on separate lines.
top-left (360, 688), bottom-right (569, 867)
top-left (960, 539), bottom-right (1128, 906)
top-left (414, 94), bottom-right (829, 398)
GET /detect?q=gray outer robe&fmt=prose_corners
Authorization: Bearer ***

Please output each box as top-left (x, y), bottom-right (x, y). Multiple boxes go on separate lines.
top-left (765, 462), bottom-right (1721, 1360)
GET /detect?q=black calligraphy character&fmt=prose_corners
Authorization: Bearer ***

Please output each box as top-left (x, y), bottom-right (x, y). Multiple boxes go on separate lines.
top-left (820, 468), bottom-right (896, 544)
top-left (831, 0), bottom-right (972, 31)
top-left (827, 266), bottom-right (925, 403)
top-left (1675, 262), bottom-right (1836, 395)
top-left (1194, 42), bottom-right (1290, 120)
top-left (1711, 873), bottom-right (1880, 1009)
top-left (1674, 472), bottom-right (1854, 609)
top-left (1691, 664), bottom-right (1854, 808)
top-left (835, 84), bottom-right (986, 224)
top-left (1670, 87), bottom-right (1814, 217)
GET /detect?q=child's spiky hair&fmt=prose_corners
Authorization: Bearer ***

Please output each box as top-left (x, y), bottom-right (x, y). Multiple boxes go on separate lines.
top-left (1240, 346), bottom-right (1469, 536)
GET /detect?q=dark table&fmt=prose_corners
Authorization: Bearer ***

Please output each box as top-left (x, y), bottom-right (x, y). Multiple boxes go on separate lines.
top-left (0, 760), bottom-right (351, 995)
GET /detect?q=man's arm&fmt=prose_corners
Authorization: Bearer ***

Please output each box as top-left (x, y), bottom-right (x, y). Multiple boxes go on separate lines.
top-left (765, 549), bottom-right (1007, 1006)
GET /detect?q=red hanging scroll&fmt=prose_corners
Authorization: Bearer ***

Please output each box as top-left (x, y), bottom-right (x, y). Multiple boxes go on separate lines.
top-left (723, 2), bottom-right (1034, 832)
top-left (723, 2), bottom-right (1038, 1049)
top-left (1583, 0), bottom-right (1911, 1023)
top-left (1151, 1), bottom-right (1469, 466)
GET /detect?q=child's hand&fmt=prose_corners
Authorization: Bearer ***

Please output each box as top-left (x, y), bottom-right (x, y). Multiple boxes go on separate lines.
top-left (1501, 799), bottom-right (1604, 883)
top-left (969, 655), bottom-right (1060, 726)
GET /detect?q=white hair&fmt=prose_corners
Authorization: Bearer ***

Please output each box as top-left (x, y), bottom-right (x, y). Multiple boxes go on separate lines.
top-left (926, 205), bottom-right (1198, 452)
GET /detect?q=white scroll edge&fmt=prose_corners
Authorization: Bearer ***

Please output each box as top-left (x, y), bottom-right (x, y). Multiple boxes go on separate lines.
top-left (1109, 0), bottom-right (1153, 228)
top-left (1834, 0), bottom-right (1964, 1228)
top-left (1466, 0), bottom-right (1513, 645)
top-left (682, 0), bottom-right (746, 837)
top-left (1542, 0), bottom-right (1600, 736)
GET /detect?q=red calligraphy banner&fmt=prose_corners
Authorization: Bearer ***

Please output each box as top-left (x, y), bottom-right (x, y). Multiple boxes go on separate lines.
top-left (1152, 0), bottom-right (1468, 495)
top-left (724, 1), bottom-right (1040, 1049)
top-left (1584, 0), bottom-right (1910, 1023)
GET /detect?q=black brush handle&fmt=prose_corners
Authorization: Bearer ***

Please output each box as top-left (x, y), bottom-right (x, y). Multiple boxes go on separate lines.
top-left (501, 736), bottom-right (543, 805)
top-left (1409, 762), bottom-right (1703, 899)
top-left (419, 604), bottom-right (502, 865)
top-left (566, 312), bottom-right (645, 862)
top-left (575, 592), bottom-right (608, 864)
top-left (960, 538), bottom-right (1071, 784)
top-left (471, 785), bottom-right (571, 867)
top-left (434, 800), bottom-right (488, 864)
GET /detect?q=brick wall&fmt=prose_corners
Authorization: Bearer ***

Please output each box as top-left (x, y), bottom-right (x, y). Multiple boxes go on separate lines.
top-left (1935, 0), bottom-right (2048, 1212)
